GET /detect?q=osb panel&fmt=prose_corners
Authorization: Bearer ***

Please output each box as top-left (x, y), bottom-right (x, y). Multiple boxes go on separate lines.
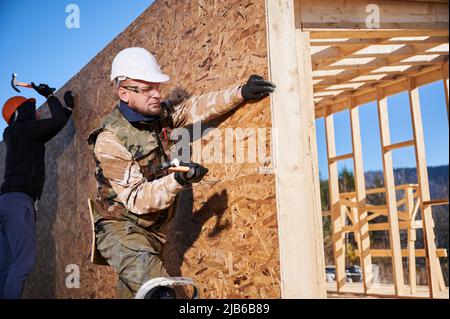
top-left (0, 0), bottom-right (280, 298)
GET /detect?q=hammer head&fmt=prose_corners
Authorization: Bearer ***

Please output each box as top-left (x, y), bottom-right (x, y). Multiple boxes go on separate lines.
top-left (170, 158), bottom-right (181, 167)
top-left (11, 73), bottom-right (20, 93)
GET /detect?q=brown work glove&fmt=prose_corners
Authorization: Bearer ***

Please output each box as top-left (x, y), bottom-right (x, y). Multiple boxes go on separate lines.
top-left (166, 87), bottom-right (189, 107)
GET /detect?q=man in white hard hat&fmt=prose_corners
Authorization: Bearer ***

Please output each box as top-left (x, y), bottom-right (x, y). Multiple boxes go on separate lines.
top-left (87, 47), bottom-right (276, 298)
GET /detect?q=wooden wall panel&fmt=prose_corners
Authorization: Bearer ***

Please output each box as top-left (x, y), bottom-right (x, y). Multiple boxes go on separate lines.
top-left (0, 0), bottom-right (280, 298)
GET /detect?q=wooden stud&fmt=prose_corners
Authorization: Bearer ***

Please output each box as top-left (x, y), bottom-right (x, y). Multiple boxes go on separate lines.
top-left (405, 187), bottom-right (417, 294)
top-left (309, 29), bottom-right (449, 40)
top-left (265, 0), bottom-right (326, 298)
top-left (325, 111), bottom-right (347, 292)
top-left (407, 78), bottom-right (445, 297)
top-left (383, 140), bottom-right (416, 152)
top-left (310, 36), bottom-right (449, 47)
top-left (329, 153), bottom-right (354, 163)
top-left (423, 199), bottom-right (449, 206)
top-left (442, 64), bottom-right (449, 120)
top-left (355, 249), bottom-right (448, 258)
top-left (376, 87), bottom-right (406, 296)
top-left (349, 98), bottom-right (373, 292)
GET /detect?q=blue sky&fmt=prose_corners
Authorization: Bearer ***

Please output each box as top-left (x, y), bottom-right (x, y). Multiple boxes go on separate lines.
top-left (316, 81), bottom-right (449, 179)
top-left (0, 0), bottom-right (154, 135)
top-left (0, 1), bottom-right (448, 177)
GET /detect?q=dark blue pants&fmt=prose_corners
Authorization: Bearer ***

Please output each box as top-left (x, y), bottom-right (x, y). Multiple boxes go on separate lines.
top-left (0, 192), bottom-right (36, 299)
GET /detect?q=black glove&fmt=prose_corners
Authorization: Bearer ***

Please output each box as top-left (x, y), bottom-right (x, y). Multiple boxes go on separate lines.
top-left (166, 87), bottom-right (189, 107)
top-left (174, 162), bottom-right (209, 186)
top-left (241, 75), bottom-right (276, 101)
top-left (63, 91), bottom-right (75, 110)
top-left (31, 82), bottom-right (56, 98)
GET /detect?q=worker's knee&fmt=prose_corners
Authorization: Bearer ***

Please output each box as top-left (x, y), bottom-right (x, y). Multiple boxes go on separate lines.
top-left (119, 246), bottom-right (168, 286)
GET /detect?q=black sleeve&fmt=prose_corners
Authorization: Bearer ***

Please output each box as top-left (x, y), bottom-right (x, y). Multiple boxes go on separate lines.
top-left (21, 95), bottom-right (72, 142)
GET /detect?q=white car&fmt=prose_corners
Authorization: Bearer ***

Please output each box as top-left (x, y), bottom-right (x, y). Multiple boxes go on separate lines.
top-left (325, 266), bottom-right (336, 282)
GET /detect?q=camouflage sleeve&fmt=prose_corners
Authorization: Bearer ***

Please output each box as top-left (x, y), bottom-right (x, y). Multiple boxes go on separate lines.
top-left (171, 85), bottom-right (244, 128)
top-left (94, 131), bottom-right (184, 215)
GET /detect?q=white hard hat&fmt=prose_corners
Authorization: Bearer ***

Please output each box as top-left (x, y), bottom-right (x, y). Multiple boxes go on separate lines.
top-left (111, 47), bottom-right (170, 83)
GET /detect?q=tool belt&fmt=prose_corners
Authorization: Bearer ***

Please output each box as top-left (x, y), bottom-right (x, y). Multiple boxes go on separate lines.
top-left (91, 198), bottom-right (168, 242)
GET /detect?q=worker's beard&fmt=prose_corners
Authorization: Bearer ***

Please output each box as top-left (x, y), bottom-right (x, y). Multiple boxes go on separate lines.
top-left (136, 100), bottom-right (162, 116)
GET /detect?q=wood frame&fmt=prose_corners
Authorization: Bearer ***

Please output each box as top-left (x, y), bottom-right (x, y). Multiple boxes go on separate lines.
top-left (321, 75), bottom-right (449, 298)
top-left (349, 98), bottom-right (373, 293)
top-left (265, 0), bottom-right (326, 298)
top-left (407, 77), bottom-right (447, 297)
top-left (376, 87), bottom-right (406, 296)
top-left (267, 0), bottom-right (448, 299)
top-left (326, 184), bottom-right (448, 298)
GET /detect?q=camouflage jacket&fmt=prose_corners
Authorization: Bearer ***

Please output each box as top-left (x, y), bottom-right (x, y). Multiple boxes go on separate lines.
top-left (87, 85), bottom-right (243, 231)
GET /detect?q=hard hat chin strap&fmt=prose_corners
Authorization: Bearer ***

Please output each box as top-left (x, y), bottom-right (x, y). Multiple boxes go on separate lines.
top-left (115, 77), bottom-right (127, 89)
top-left (13, 110), bottom-right (19, 123)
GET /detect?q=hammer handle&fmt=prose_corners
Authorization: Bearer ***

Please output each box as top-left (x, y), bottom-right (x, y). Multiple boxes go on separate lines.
top-left (168, 166), bottom-right (191, 173)
top-left (17, 82), bottom-right (33, 88)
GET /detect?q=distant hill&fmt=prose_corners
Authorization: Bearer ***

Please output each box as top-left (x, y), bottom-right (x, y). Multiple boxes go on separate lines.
top-left (364, 165), bottom-right (449, 200)
top-left (364, 165), bottom-right (448, 252)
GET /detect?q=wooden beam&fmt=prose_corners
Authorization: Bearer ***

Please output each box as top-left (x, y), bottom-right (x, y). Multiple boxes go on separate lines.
top-left (383, 140), bottom-right (416, 152)
top-left (340, 184), bottom-right (419, 197)
top-left (442, 64), bottom-right (449, 119)
top-left (310, 36), bottom-right (449, 47)
top-left (313, 61), bottom-right (447, 109)
top-left (377, 88), bottom-right (406, 296)
top-left (325, 111), bottom-right (347, 293)
top-left (313, 40), bottom-right (445, 89)
top-left (355, 249), bottom-right (448, 258)
top-left (329, 152), bottom-right (354, 163)
top-left (295, 0), bottom-right (449, 31)
top-left (405, 187), bottom-right (417, 294)
top-left (423, 198), bottom-right (449, 206)
top-left (313, 43), bottom-right (449, 68)
top-left (408, 78), bottom-right (446, 297)
top-left (265, 0), bottom-right (326, 299)
top-left (299, 29), bottom-right (329, 298)
top-left (309, 29), bottom-right (449, 40)
top-left (319, 56), bottom-right (448, 71)
top-left (349, 98), bottom-right (373, 292)
top-left (315, 64), bottom-right (446, 118)
top-left (368, 221), bottom-right (420, 232)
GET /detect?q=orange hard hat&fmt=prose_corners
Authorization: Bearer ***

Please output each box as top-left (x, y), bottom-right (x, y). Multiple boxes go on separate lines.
top-left (2, 96), bottom-right (36, 124)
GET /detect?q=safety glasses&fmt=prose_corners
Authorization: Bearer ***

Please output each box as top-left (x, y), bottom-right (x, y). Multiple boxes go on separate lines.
top-left (121, 85), bottom-right (160, 97)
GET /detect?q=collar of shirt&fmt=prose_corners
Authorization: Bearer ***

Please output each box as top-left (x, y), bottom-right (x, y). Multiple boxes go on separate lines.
top-left (118, 100), bottom-right (158, 123)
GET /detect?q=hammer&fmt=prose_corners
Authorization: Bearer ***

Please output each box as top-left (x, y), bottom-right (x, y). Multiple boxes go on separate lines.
top-left (156, 158), bottom-right (191, 174)
top-left (11, 73), bottom-right (33, 93)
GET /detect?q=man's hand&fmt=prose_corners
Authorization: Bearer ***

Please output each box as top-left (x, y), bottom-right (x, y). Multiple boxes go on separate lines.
top-left (63, 91), bottom-right (75, 110)
top-left (241, 75), bottom-right (276, 101)
top-left (31, 82), bottom-right (56, 98)
top-left (174, 162), bottom-right (209, 186)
